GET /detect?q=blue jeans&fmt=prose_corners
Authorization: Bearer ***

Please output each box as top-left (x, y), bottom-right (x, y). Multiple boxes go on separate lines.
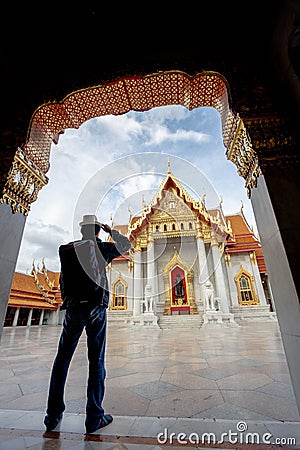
top-left (46, 303), bottom-right (107, 431)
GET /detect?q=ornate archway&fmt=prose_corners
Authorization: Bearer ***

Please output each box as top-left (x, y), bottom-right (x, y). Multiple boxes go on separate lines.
top-left (163, 249), bottom-right (197, 315)
top-left (0, 70), bottom-right (260, 216)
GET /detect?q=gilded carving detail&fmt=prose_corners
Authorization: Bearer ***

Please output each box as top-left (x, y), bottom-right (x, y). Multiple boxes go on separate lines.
top-left (162, 250), bottom-right (198, 315)
top-left (242, 116), bottom-right (299, 169)
top-left (40, 259), bottom-right (55, 289)
top-left (225, 253), bottom-right (231, 265)
top-left (226, 116), bottom-right (262, 198)
top-left (0, 148), bottom-right (48, 215)
top-left (244, 117), bottom-right (295, 155)
top-left (30, 261), bottom-right (55, 305)
top-left (128, 165), bottom-right (232, 243)
top-left (250, 251), bottom-right (257, 264)
top-left (202, 224), bottom-right (212, 243)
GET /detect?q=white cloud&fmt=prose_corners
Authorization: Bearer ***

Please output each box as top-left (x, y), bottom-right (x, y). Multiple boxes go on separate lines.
top-left (17, 220), bottom-right (71, 274)
top-left (144, 125), bottom-right (211, 146)
top-left (139, 105), bottom-right (189, 124)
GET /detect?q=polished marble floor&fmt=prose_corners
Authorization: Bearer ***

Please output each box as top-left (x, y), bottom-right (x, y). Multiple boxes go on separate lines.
top-left (0, 321), bottom-right (299, 449)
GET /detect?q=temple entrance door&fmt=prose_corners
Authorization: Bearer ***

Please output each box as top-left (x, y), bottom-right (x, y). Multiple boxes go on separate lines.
top-left (171, 267), bottom-right (190, 315)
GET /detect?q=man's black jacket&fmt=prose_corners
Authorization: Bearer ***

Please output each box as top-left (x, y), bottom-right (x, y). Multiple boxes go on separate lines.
top-left (60, 229), bottom-right (131, 310)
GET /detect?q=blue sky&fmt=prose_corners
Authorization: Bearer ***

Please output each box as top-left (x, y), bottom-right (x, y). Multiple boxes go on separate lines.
top-left (16, 105), bottom-right (257, 274)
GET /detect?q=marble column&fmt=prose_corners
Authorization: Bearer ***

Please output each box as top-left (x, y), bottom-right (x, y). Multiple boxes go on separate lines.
top-left (12, 307), bottom-right (20, 327)
top-left (210, 241), bottom-right (229, 312)
top-left (49, 309), bottom-right (59, 325)
top-left (39, 309), bottom-right (44, 325)
top-left (146, 238), bottom-right (156, 307)
top-left (224, 255), bottom-right (239, 307)
top-left (0, 203), bottom-right (26, 338)
top-left (133, 250), bottom-right (143, 315)
top-left (27, 308), bottom-right (33, 326)
top-left (197, 237), bottom-right (209, 302)
top-left (251, 173), bottom-right (300, 414)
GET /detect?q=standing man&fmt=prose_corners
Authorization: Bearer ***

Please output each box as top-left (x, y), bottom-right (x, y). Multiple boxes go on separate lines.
top-left (44, 214), bottom-right (131, 434)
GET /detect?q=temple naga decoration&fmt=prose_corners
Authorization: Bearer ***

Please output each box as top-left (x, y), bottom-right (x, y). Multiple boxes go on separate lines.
top-left (0, 148), bottom-right (48, 216)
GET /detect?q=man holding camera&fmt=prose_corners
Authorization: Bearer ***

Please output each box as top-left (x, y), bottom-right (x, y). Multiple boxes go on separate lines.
top-left (44, 214), bottom-right (131, 434)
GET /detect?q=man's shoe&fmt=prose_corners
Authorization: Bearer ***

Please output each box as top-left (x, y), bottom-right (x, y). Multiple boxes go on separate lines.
top-left (85, 414), bottom-right (113, 434)
top-left (44, 413), bottom-right (63, 432)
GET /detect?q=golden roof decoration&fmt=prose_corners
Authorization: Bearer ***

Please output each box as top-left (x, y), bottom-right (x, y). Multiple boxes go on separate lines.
top-left (40, 258), bottom-right (55, 289)
top-left (9, 267), bottom-right (62, 310)
top-left (30, 260), bottom-right (56, 305)
top-left (128, 158), bottom-right (233, 241)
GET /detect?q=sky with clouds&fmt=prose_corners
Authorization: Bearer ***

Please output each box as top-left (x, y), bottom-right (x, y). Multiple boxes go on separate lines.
top-left (16, 105), bottom-right (258, 274)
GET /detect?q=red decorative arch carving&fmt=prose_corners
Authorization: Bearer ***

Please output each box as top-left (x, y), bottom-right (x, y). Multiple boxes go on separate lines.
top-left (24, 70), bottom-right (236, 174)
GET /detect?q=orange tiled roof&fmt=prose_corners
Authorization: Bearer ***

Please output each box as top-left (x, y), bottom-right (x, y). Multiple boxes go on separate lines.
top-left (12, 272), bottom-right (41, 294)
top-left (225, 212), bottom-right (267, 274)
top-left (9, 296), bottom-right (57, 309)
top-left (255, 247), bottom-right (267, 273)
top-left (9, 269), bottom-right (62, 310)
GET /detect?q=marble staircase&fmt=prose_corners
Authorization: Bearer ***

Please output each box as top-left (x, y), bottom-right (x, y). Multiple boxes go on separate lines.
top-left (158, 313), bottom-right (203, 329)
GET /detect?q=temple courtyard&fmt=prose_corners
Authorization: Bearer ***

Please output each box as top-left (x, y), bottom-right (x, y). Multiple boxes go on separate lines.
top-left (0, 320), bottom-right (299, 449)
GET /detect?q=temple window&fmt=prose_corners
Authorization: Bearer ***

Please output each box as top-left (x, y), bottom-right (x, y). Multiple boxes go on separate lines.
top-left (234, 267), bottom-right (259, 306)
top-left (111, 278), bottom-right (127, 310)
top-left (172, 223), bottom-right (176, 230)
top-left (189, 222), bottom-right (193, 229)
top-left (181, 223), bottom-right (184, 230)
top-left (169, 201), bottom-right (175, 209)
top-left (164, 224), bottom-right (167, 232)
top-left (239, 275), bottom-right (253, 302)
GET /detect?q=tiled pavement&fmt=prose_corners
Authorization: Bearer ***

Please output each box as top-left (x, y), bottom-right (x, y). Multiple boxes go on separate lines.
top-left (0, 321), bottom-right (299, 449)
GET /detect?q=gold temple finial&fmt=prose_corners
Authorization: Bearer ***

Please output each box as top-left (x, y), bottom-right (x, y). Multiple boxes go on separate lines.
top-left (167, 156), bottom-right (171, 174)
top-left (41, 258), bottom-right (55, 289)
top-left (128, 207), bottom-right (133, 223)
top-left (31, 260), bottom-right (36, 275)
top-left (227, 219), bottom-right (232, 234)
top-left (109, 213), bottom-right (114, 228)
